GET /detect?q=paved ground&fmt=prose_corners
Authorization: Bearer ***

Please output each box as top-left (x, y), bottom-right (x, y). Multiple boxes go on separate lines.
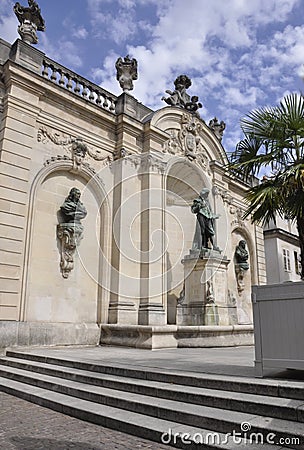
top-left (1, 345), bottom-right (303, 449)
top-left (0, 391), bottom-right (174, 450)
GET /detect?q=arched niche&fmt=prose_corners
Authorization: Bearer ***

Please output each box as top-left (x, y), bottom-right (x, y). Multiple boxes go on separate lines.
top-left (20, 160), bottom-right (111, 325)
top-left (165, 159), bottom-right (207, 324)
top-left (229, 226), bottom-right (256, 324)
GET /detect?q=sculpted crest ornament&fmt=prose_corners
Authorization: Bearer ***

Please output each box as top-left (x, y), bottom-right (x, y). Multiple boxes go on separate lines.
top-left (163, 113), bottom-right (208, 169)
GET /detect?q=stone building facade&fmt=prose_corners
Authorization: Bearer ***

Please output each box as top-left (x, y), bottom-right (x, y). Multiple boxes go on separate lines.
top-left (0, 37), bottom-right (267, 350)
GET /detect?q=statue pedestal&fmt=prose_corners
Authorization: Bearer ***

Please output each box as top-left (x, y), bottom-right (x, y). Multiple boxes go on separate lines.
top-left (177, 250), bottom-right (233, 326)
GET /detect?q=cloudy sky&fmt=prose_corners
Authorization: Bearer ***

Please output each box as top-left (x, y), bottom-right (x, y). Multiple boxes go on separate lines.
top-left (1, 0), bottom-right (304, 154)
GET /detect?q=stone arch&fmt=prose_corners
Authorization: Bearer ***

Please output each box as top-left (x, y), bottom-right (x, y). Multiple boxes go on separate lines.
top-left (230, 225), bottom-right (256, 324)
top-left (148, 106), bottom-right (228, 165)
top-left (164, 158), bottom-right (208, 324)
top-left (20, 160), bottom-right (111, 325)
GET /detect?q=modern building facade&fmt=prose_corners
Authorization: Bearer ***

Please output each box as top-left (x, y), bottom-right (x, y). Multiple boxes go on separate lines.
top-left (264, 217), bottom-right (301, 284)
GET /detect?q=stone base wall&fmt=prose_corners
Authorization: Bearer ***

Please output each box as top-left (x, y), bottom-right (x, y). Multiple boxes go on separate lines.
top-left (0, 321), bottom-right (100, 354)
top-left (100, 324), bottom-right (254, 349)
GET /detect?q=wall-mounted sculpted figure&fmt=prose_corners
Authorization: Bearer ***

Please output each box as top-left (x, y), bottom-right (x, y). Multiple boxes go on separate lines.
top-left (234, 240), bottom-right (249, 293)
top-left (115, 55), bottom-right (138, 92)
top-left (57, 188), bottom-right (87, 278)
top-left (60, 188), bottom-right (87, 224)
top-left (191, 188), bottom-right (220, 251)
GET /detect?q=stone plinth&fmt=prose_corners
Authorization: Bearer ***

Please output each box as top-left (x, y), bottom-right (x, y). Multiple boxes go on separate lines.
top-left (177, 250), bottom-right (234, 326)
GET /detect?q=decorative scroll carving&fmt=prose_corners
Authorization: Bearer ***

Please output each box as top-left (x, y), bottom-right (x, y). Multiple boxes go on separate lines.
top-left (139, 154), bottom-right (167, 174)
top-left (57, 188), bottom-right (87, 278)
top-left (230, 206), bottom-right (249, 227)
top-left (115, 55), bottom-right (138, 93)
top-left (163, 113), bottom-right (208, 168)
top-left (37, 126), bottom-right (113, 168)
top-left (212, 185), bottom-right (233, 204)
top-left (14, 0), bottom-right (45, 45)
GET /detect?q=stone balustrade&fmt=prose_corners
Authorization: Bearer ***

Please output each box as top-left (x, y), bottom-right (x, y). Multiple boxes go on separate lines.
top-left (42, 57), bottom-right (116, 113)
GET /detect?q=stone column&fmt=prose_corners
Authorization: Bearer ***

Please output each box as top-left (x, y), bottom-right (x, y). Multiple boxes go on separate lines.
top-left (138, 154), bottom-right (167, 325)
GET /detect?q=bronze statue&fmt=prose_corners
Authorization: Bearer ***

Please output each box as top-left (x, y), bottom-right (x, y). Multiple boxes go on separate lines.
top-left (60, 187), bottom-right (87, 224)
top-left (235, 240), bottom-right (249, 270)
top-left (191, 188), bottom-right (220, 251)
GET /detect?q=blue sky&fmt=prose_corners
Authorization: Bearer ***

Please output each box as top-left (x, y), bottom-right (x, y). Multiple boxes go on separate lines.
top-left (1, 0), bottom-right (304, 154)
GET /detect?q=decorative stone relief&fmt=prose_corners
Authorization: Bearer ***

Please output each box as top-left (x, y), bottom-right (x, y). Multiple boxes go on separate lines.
top-left (37, 126), bottom-right (113, 169)
top-left (139, 154), bottom-right (167, 174)
top-left (163, 113), bottom-right (208, 169)
top-left (57, 188), bottom-right (87, 278)
top-left (234, 240), bottom-right (249, 294)
top-left (162, 75), bottom-right (202, 114)
top-left (208, 117), bottom-right (226, 141)
top-left (212, 185), bottom-right (233, 204)
top-left (115, 55), bottom-right (138, 93)
top-left (230, 206), bottom-right (249, 227)
top-left (14, 0), bottom-right (45, 45)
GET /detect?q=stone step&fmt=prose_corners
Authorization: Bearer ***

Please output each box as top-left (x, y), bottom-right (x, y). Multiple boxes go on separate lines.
top-left (0, 356), bottom-right (303, 422)
top-left (0, 363), bottom-right (303, 448)
top-left (0, 376), bottom-right (281, 450)
top-left (5, 350), bottom-right (304, 400)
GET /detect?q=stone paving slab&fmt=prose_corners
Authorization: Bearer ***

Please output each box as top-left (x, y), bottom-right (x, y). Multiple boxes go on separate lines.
top-left (0, 391), bottom-right (174, 450)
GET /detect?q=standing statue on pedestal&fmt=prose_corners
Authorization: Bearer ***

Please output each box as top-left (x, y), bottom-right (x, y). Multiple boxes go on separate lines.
top-left (115, 55), bottom-right (138, 93)
top-left (191, 188), bottom-right (220, 251)
top-left (162, 75), bottom-right (202, 114)
top-left (14, 0), bottom-right (45, 45)
top-left (57, 188), bottom-right (87, 278)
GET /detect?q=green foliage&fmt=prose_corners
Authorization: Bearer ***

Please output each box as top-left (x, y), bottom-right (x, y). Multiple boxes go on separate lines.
top-left (228, 93), bottom-right (304, 226)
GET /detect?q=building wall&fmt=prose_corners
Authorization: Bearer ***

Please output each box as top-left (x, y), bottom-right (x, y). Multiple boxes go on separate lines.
top-left (0, 38), bottom-right (266, 347)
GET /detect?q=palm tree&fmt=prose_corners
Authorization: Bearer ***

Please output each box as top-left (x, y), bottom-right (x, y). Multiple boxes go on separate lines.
top-left (228, 92), bottom-right (304, 280)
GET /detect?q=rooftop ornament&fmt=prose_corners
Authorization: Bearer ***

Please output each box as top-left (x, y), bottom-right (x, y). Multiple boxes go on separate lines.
top-left (115, 55), bottom-right (138, 93)
top-left (162, 75), bottom-right (202, 114)
top-left (14, 0), bottom-right (45, 45)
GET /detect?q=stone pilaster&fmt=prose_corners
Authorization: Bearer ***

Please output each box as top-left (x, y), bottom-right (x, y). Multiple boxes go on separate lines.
top-left (138, 154), bottom-right (167, 325)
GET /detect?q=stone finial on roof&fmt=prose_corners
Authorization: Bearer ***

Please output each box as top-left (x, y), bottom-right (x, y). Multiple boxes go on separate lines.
top-left (115, 55), bottom-right (138, 93)
top-left (162, 75), bottom-right (202, 114)
top-left (14, 0), bottom-right (45, 45)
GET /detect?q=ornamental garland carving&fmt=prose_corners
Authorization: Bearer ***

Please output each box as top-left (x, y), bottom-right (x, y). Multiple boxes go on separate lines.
top-left (37, 126), bottom-right (113, 171)
top-left (162, 113), bottom-right (208, 170)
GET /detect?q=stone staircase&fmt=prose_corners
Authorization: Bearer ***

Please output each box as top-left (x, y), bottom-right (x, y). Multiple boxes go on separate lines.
top-left (0, 350), bottom-right (303, 449)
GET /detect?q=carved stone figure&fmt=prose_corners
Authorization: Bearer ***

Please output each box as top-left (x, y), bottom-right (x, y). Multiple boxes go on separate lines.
top-left (70, 138), bottom-right (87, 172)
top-left (234, 240), bottom-right (249, 294)
top-left (162, 75), bottom-right (202, 114)
top-left (208, 117), bottom-right (226, 141)
top-left (57, 188), bottom-right (87, 278)
top-left (115, 55), bottom-right (138, 92)
top-left (14, 0), bottom-right (45, 45)
top-left (191, 188), bottom-right (220, 251)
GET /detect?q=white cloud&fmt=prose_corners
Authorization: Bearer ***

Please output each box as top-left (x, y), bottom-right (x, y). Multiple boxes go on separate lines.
top-left (72, 27), bottom-right (89, 40)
